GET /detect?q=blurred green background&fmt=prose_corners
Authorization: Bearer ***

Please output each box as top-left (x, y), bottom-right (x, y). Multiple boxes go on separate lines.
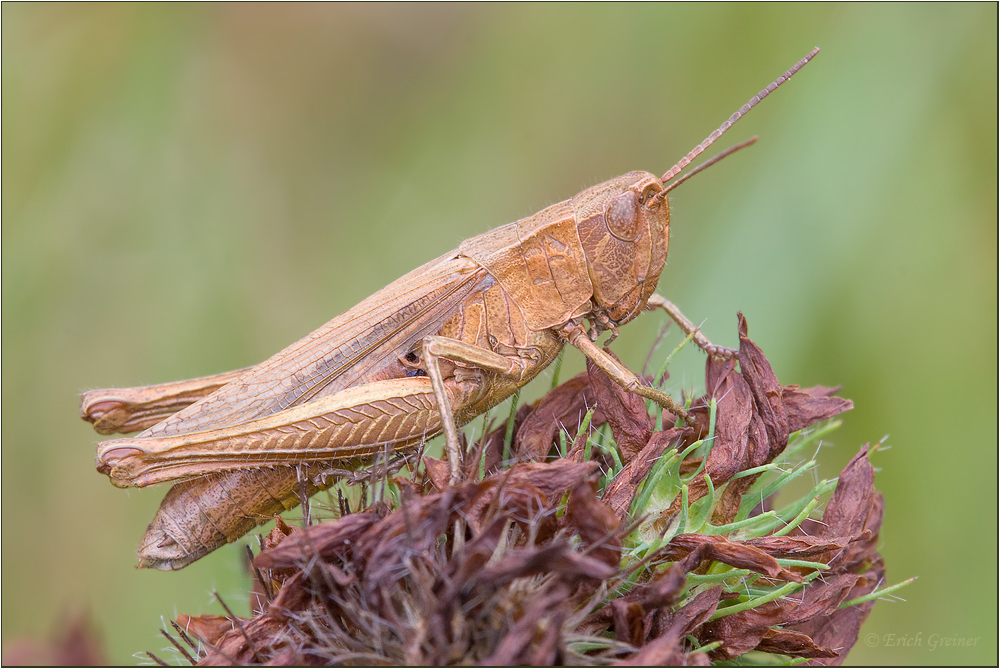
top-left (2, 4), bottom-right (996, 665)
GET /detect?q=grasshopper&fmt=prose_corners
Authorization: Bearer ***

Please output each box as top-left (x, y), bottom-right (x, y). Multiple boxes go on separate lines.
top-left (82, 49), bottom-right (818, 570)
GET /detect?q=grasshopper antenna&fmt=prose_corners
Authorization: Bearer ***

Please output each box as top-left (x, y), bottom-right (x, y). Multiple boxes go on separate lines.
top-left (658, 47), bottom-right (819, 190)
top-left (661, 136), bottom-right (758, 194)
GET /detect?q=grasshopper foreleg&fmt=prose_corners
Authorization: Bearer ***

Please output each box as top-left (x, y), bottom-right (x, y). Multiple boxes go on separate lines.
top-left (422, 335), bottom-right (526, 483)
top-left (563, 323), bottom-right (697, 429)
top-left (645, 294), bottom-right (738, 360)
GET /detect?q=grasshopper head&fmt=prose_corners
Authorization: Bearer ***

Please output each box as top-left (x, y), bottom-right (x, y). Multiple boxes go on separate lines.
top-left (567, 49), bottom-right (820, 330)
top-left (571, 171), bottom-right (670, 328)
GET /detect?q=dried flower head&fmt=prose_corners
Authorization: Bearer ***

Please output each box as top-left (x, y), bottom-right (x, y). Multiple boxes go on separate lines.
top-left (158, 314), bottom-right (903, 666)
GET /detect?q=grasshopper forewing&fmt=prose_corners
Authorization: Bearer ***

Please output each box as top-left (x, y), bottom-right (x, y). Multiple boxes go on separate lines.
top-left (83, 48), bottom-right (819, 569)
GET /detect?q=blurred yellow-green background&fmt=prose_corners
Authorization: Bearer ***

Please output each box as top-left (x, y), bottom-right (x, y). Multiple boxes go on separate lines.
top-left (3, 4), bottom-right (996, 665)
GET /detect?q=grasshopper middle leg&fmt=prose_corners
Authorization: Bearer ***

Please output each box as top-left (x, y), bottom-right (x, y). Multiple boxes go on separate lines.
top-left (422, 335), bottom-right (527, 483)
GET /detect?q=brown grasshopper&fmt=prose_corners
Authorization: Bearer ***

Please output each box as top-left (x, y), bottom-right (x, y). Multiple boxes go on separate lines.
top-left (82, 49), bottom-right (818, 570)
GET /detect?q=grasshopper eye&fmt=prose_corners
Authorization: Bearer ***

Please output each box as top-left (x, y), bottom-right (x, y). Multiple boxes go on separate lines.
top-left (606, 191), bottom-right (640, 241)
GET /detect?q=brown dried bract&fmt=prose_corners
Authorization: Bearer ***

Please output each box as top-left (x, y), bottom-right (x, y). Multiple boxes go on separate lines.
top-left (602, 427), bottom-right (686, 520)
top-left (514, 372), bottom-right (606, 461)
top-left (587, 353), bottom-right (654, 463)
top-left (254, 509), bottom-right (382, 570)
top-left (695, 446), bottom-right (886, 664)
top-left (658, 314), bottom-right (854, 529)
top-left (177, 460), bottom-right (626, 665)
top-left (615, 586), bottom-right (722, 666)
top-left (782, 385), bottom-right (855, 433)
top-left (658, 534), bottom-right (803, 582)
top-left (743, 534), bottom-right (851, 560)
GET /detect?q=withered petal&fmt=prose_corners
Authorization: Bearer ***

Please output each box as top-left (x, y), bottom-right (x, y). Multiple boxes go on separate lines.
top-left (587, 352), bottom-right (653, 464)
top-left (781, 385), bottom-right (854, 433)
top-left (619, 586), bottom-right (722, 666)
top-left (175, 613), bottom-right (237, 647)
top-left (781, 572), bottom-right (866, 627)
top-left (477, 540), bottom-right (618, 587)
top-left (422, 455), bottom-right (451, 491)
top-left (790, 561), bottom-right (887, 666)
top-left (744, 535), bottom-right (851, 559)
top-left (603, 427), bottom-right (685, 519)
top-left (737, 312), bottom-right (789, 460)
top-left (255, 511), bottom-right (379, 569)
top-left (515, 372), bottom-right (604, 461)
top-left (700, 598), bottom-right (789, 661)
top-left (481, 584), bottom-right (570, 666)
top-left (755, 628), bottom-right (838, 658)
top-left (611, 599), bottom-right (646, 647)
top-left (566, 477), bottom-right (622, 568)
top-left (661, 534), bottom-right (802, 582)
top-left (813, 445), bottom-right (882, 570)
